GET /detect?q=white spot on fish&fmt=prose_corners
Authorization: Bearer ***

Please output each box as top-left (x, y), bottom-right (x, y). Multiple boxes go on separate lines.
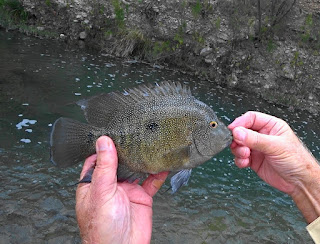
top-left (25, 129), bottom-right (32, 133)
top-left (74, 93), bottom-right (82, 96)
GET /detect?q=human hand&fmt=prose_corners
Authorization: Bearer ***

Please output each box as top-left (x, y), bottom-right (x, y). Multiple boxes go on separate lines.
top-left (228, 111), bottom-right (319, 195)
top-left (76, 136), bottom-right (168, 244)
top-left (228, 111), bottom-right (320, 223)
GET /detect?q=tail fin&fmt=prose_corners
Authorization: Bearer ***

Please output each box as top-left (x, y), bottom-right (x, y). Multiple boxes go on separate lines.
top-left (50, 118), bottom-right (104, 167)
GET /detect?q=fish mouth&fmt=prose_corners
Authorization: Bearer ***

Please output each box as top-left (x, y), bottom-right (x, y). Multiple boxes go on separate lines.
top-left (225, 135), bottom-right (233, 147)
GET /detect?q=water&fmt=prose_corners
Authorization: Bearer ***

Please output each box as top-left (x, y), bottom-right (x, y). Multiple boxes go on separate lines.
top-left (0, 30), bottom-right (319, 244)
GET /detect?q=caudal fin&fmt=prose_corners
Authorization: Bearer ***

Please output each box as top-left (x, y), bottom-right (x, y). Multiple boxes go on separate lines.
top-left (50, 118), bottom-right (104, 167)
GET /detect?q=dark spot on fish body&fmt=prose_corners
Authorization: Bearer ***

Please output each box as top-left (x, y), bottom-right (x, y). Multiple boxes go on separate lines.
top-left (86, 132), bottom-right (94, 144)
top-left (146, 121), bottom-right (159, 132)
top-left (119, 131), bottom-right (126, 146)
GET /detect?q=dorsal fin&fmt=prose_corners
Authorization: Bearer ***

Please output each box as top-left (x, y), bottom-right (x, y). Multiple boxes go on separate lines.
top-left (77, 82), bottom-right (192, 127)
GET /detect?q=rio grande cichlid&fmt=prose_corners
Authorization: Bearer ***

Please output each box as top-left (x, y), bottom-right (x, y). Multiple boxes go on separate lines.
top-left (50, 82), bottom-right (232, 193)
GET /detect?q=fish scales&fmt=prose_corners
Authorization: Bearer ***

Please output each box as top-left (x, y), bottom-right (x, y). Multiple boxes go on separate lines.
top-left (50, 82), bottom-right (232, 192)
top-left (110, 97), bottom-right (204, 172)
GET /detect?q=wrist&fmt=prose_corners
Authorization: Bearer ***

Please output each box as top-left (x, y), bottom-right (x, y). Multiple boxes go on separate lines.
top-left (290, 156), bottom-right (320, 224)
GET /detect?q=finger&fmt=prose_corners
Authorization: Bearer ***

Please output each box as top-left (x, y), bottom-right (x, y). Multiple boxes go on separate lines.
top-left (228, 111), bottom-right (277, 131)
top-left (234, 157), bottom-right (251, 168)
top-left (231, 146), bottom-right (251, 159)
top-left (232, 126), bottom-right (276, 154)
top-left (249, 151), bottom-right (264, 173)
top-left (79, 154), bottom-right (97, 180)
top-left (142, 171), bottom-right (169, 197)
top-left (230, 141), bottom-right (238, 149)
top-left (91, 136), bottom-right (118, 189)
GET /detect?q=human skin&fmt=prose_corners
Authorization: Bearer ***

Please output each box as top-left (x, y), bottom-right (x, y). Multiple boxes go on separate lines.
top-left (228, 111), bottom-right (320, 224)
top-left (76, 136), bottom-right (169, 244)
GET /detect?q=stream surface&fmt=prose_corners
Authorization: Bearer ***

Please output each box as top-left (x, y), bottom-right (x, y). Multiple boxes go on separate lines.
top-left (0, 30), bottom-right (319, 244)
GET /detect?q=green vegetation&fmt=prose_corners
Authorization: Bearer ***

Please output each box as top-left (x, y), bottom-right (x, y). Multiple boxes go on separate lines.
top-left (190, 0), bottom-right (213, 18)
top-left (290, 51), bottom-right (304, 67)
top-left (152, 41), bottom-right (171, 55)
top-left (112, 0), bottom-right (126, 29)
top-left (172, 22), bottom-right (187, 49)
top-left (104, 29), bottom-right (113, 37)
top-left (191, 0), bottom-right (202, 18)
top-left (267, 39), bottom-right (277, 53)
top-left (301, 14), bottom-right (313, 43)
top-left (192, 31), bottom-right (204, 45)
top-left (215, 16), bottom-right (221, 30)
top-left (0, 0), bottom-right (29, 23)
top-left (299, 13), bottom-right (320, 50)
top-left (301, 14), bottom-right (320, 50)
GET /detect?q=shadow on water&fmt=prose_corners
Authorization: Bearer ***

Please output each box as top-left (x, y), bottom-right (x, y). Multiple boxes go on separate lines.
top-left (0, 30), bottom-right (319, 243)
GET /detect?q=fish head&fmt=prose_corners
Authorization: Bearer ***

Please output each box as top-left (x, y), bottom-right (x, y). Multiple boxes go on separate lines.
top-left (189, 102), bottom-right (232, 167)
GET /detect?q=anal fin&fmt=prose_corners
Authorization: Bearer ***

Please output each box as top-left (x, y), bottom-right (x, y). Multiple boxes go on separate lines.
top-left (78, 166), bottom-right (95, 184)
top-left (170, 169), bottom-right (192, 193)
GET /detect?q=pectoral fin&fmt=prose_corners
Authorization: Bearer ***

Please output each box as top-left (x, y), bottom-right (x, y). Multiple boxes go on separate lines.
top-left (170, 169), bottom-right (192, 193)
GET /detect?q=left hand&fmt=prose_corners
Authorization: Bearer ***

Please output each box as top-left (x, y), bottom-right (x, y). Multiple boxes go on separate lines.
top-left (76, 136), bottom-right (168, 244)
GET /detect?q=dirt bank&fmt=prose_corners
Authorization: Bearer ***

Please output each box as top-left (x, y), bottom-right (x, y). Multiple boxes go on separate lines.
top-left (1, 0), bottom-right (320, 114)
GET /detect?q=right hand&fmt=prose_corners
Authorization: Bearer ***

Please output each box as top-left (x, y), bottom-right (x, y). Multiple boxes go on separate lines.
top-left (228, 111), bottom-right (319, 196)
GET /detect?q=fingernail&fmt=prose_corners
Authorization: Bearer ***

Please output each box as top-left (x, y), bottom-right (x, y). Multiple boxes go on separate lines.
top-left (234, 127), bottom-right (246, 142)
top-left (97, 137), bottom-right (112, 152)
top-left (152, 178), bottom-right (165, 189)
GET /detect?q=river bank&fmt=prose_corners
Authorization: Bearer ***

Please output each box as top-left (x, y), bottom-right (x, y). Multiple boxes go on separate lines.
top-left (1, 0), bottom-right (320, 114)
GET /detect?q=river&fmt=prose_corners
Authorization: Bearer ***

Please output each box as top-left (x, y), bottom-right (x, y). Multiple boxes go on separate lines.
top-left (0, 30), bottom-right (319, 243)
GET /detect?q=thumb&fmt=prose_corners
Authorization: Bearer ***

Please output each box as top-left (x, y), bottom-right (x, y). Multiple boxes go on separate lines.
top-left (232, 127), bottom-right (276, 154)
top-left (92, 136), bottom-right (118, 187)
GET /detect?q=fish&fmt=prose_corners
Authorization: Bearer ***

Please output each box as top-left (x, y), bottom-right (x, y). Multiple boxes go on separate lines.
top-left (50, 82), bottom-right (232, 193)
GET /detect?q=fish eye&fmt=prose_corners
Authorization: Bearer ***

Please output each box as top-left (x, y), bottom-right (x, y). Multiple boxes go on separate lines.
top-left (210, 121), bottom-right (218, 128)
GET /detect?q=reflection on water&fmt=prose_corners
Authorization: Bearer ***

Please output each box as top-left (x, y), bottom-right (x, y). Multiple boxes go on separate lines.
top-left (0, 30), bottom-right (319, 243)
